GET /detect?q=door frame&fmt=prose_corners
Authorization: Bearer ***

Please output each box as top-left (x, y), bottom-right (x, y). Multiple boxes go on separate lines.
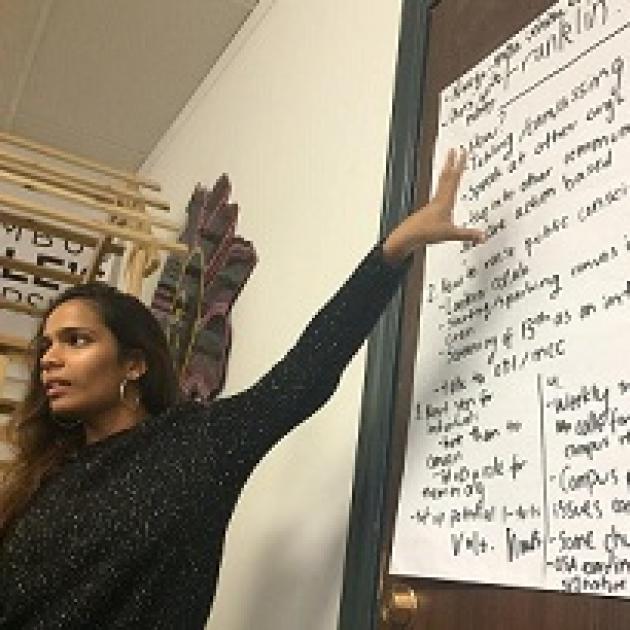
top-left (338, 1), bottom-right (435, 628)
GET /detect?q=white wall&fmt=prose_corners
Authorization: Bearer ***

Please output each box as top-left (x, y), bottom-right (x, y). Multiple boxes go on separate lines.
top-left (142, 1), bottom-right (402, 628)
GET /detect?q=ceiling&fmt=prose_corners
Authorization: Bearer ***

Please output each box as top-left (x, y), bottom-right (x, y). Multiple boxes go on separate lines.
top-left (0, 0), bottom-right (258, 171)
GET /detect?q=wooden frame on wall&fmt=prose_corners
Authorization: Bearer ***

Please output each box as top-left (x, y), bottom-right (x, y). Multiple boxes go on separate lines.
top-left (0, 132), bottom-right (188, 418)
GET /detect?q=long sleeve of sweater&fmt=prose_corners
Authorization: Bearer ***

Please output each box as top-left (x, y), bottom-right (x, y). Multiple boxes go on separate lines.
top-left (0, 242), bottom-right (410, 630)
top-left (202, 242), bottom-right (410, 476)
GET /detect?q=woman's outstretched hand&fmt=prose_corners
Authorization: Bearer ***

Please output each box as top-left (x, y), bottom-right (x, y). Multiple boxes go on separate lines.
top-left (382, 148), bottom-right (485, 265)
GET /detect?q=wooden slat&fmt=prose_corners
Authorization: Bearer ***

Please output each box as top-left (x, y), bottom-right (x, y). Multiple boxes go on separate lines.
top-left (0, 192), bottom-right (188, 255)
top-left (0, 461), bottom-right (16, 478)
top-left (0, 419), bottom-right (14, 437)
top-left (0, 149), bottom-right (170, 212)
top-left (85, 235), bottom-right (112, 283)
top-left (0, 334), bottom-right (29, 354)
top-left (0, 256), bottom-right (83, 285)
top-left (122, 180), bottom-right (161, 296)
top-left (0, 298), bottom-right (44, 317)
top-left (0, 355), bottom-right (7, 392)
top-left (0, 168), bottom-right (179, 232)
top-left (0, 208), bottom-right (125, 256)
top-left (0, 131), bottom-right (161, 192)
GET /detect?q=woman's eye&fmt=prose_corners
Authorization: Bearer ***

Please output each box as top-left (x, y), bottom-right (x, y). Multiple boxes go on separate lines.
top-left (69, 333), bottom-right (90, 347)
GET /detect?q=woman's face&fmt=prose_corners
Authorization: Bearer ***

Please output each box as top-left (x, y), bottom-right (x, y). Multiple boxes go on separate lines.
top-left (39, 299), bottom-right (135, 420)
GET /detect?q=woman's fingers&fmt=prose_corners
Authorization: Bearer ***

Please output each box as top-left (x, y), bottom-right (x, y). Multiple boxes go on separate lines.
top-left (421, 221), bottom-right (485, 245)
top-left (382, 146), bottom-right (482, 262)
top-left (434, 148), bottom-right (467, 208)
top-left (443, 225), bottom-right (486, 244)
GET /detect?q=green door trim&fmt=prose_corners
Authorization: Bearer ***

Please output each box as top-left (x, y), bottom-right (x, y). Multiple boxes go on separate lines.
top-left (338, 1), bottom-right (434, 629)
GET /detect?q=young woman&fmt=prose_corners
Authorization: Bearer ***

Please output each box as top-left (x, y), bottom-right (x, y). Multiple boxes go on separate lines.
top-left (0, 149), bottom-right (483, 629)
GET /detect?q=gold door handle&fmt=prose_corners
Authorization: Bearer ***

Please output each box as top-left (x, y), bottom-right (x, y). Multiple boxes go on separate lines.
top-left (381, 584), bottom-right (419, 628)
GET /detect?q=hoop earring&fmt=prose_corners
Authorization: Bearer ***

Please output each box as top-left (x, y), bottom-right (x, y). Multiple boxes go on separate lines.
top-left (120, 377), bottom-right (140, 409)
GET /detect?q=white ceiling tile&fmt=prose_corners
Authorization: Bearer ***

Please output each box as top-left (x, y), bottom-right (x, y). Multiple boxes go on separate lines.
top-left (11, 110), bottom-right (145, 172)
top-left (10, 0), bottom-right (256, 169)
top-left (0, 0), bottom-right (49, 112)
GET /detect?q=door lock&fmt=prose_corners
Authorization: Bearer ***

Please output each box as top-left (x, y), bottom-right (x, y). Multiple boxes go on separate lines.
top-left (381, 583), bottom-right (419, 628)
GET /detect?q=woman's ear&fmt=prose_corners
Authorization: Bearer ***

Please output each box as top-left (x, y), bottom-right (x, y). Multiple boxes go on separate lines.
top-left (124, 350), bottom-right (147, 380)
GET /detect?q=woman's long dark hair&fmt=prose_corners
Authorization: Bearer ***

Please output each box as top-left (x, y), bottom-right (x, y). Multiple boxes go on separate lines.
top-left (0, 282), bottom-right (179, 539)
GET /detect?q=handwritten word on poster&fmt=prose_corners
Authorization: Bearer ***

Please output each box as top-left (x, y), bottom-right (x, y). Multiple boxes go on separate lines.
top-left (391, 0), bottom-right (630, 597)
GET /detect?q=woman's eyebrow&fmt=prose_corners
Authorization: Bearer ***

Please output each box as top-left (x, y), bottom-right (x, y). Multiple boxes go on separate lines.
top-left (59, 326), bottom-right (96, 334)
top-left (39, 326), bottom-right (97, 340)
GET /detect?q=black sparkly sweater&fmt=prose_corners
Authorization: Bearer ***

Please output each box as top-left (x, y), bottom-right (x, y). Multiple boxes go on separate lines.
top-left (0, 244), bottom-right (409, 630)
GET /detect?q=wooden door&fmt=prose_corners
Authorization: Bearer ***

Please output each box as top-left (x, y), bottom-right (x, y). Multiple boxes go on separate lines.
top-left (339, 0), bottom-right (630, 628)
top-left (383, 0), bottom-right (630, 627)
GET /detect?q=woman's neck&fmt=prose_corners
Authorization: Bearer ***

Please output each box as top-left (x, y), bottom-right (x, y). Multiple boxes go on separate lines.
top-left (83, 405), bottom-right (148, 445)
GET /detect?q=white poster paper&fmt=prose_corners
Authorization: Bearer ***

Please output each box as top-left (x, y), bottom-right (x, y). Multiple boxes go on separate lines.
top-left (390, 0), bottom-right (630, 597)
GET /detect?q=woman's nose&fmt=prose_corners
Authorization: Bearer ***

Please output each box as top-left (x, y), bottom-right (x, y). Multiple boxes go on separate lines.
top-left (40, 345), bottom-right (64, 370)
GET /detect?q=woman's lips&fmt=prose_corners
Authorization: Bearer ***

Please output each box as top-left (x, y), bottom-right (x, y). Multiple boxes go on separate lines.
top-left (45, 380), bottom-right (71, 398)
